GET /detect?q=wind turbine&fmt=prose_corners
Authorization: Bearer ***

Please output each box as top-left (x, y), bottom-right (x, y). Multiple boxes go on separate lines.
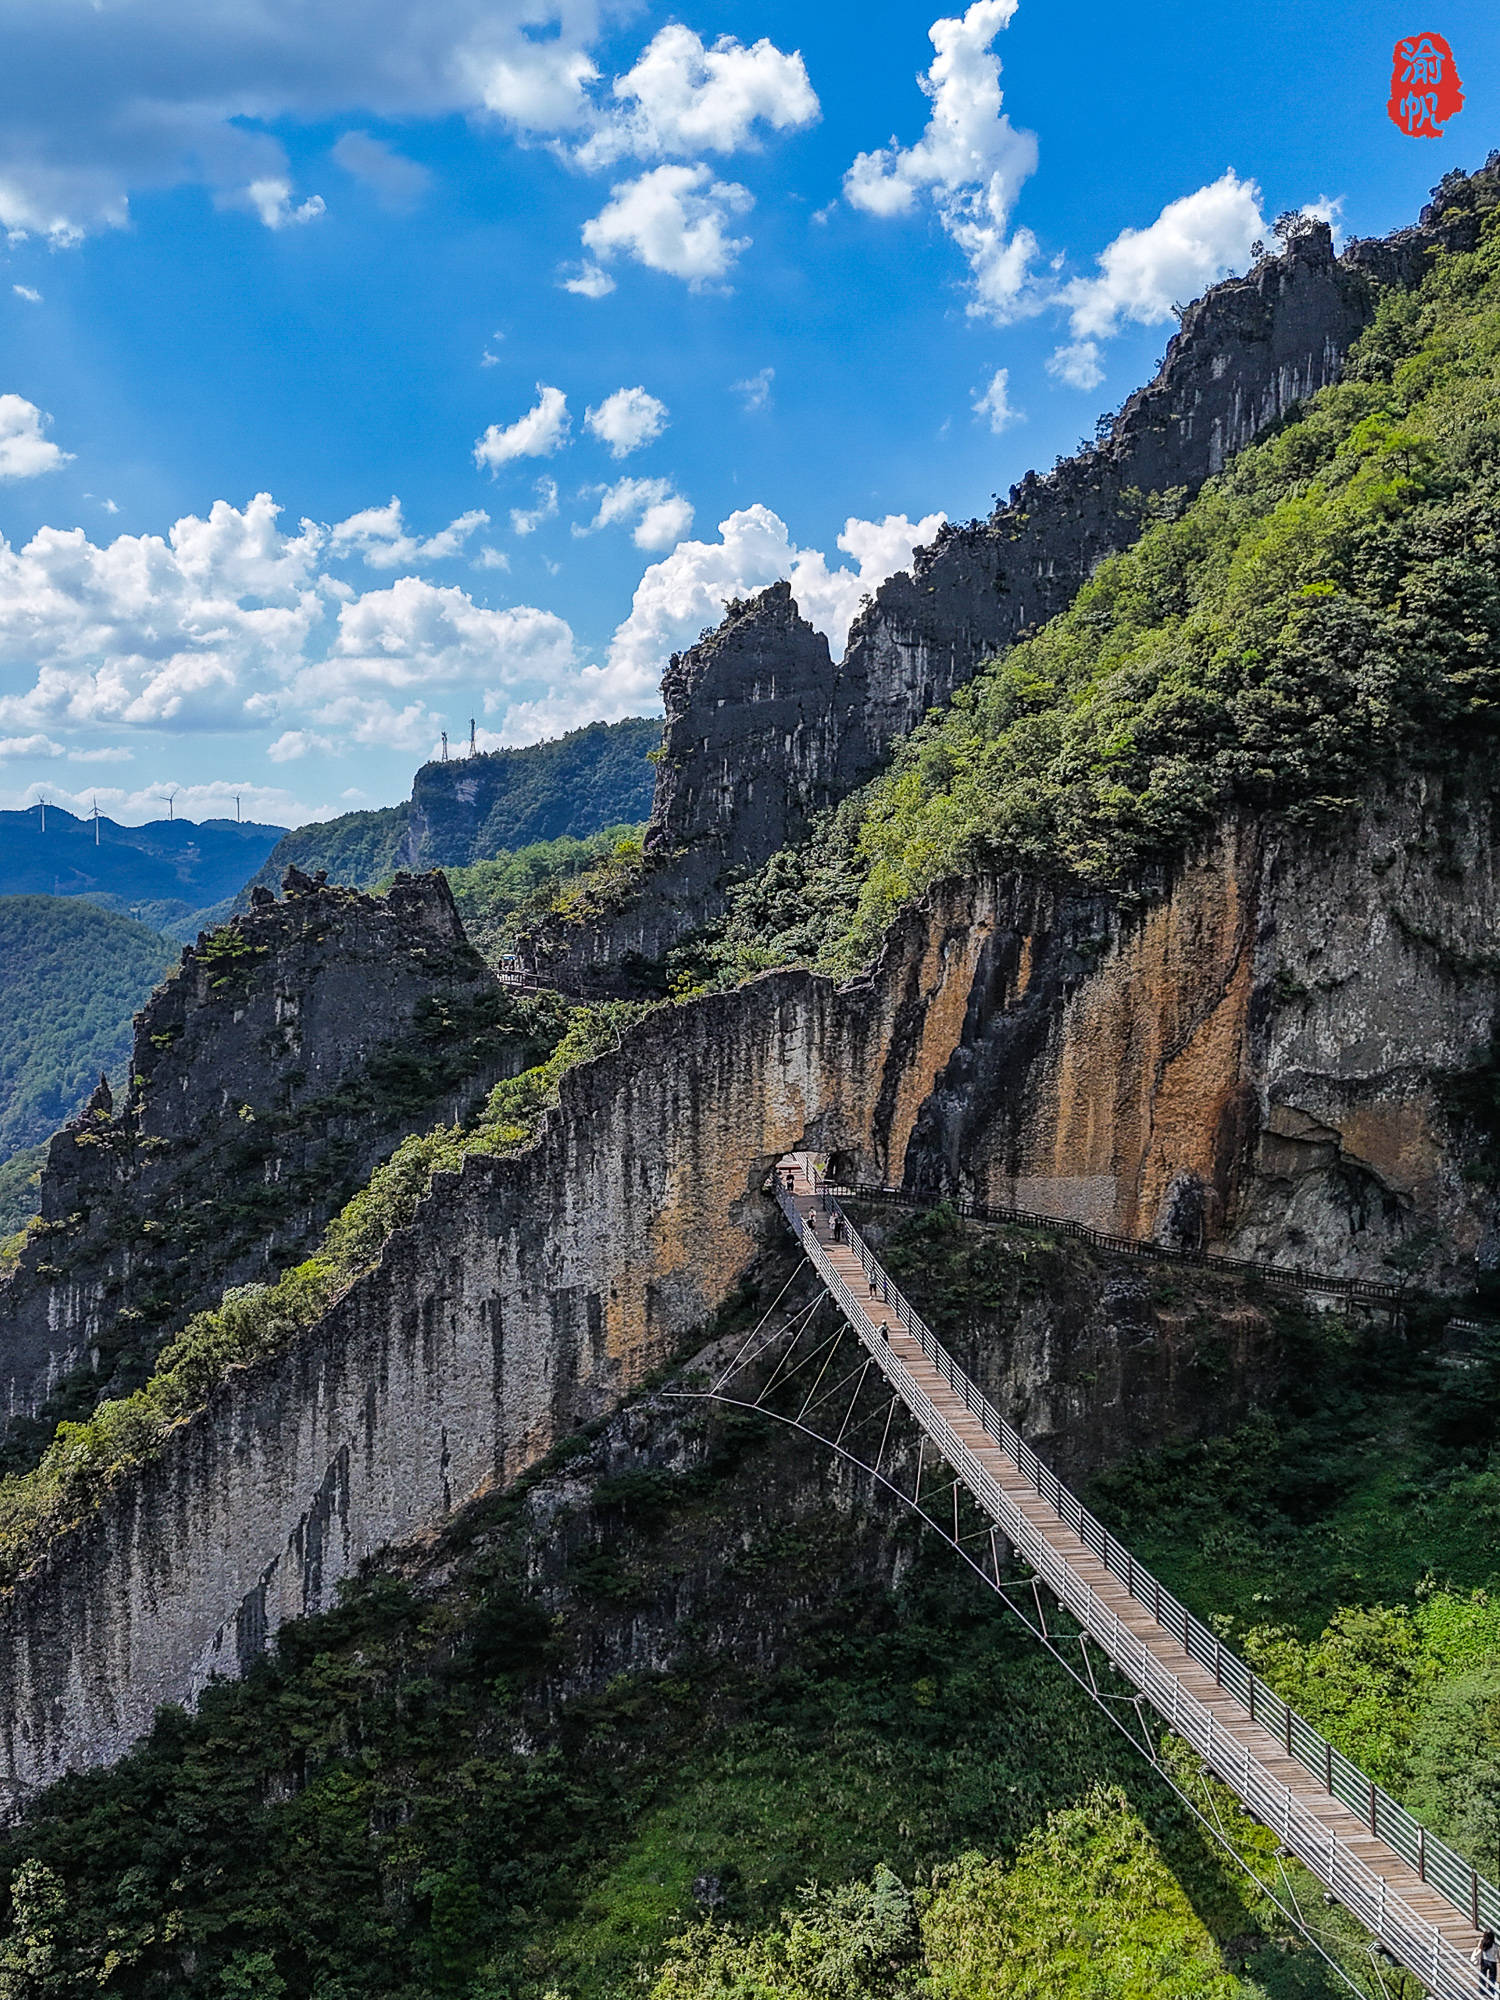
top-left (156, 787), bottom-right (179, 822)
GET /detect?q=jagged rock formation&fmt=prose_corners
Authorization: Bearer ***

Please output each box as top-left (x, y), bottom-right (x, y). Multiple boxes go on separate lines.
top-left (0, 871), bottom-right (545, 1436)
top-left (530, 197), bottom-right (1486, 990)
top-left (2, 782), bottom-right (1495, 1797)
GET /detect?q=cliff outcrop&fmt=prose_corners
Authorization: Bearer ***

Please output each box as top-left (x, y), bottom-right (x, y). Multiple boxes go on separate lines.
top-left (0, 871), bottom-right (552, 1442)
top-left (2, 777), bottom-right (1495, 1799)
top-left (529, 176), bottom-right (1499, 990)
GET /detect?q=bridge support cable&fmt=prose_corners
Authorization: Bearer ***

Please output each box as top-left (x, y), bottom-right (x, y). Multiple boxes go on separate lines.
top-left (719, 1155), bottom-right (1495, 2000)
top-left (676, 1284), bottom-right (1407, 1998)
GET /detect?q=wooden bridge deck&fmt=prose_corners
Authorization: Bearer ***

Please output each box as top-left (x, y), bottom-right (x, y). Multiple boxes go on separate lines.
top-left (776, 1157), bottom-right (1484, 1996)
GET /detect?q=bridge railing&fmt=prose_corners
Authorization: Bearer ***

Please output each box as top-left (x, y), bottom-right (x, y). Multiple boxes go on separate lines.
top-left (824, 1180), bottom-right (1405, 1311)
top-left (776, 1178), bottom-right (1498, 1994)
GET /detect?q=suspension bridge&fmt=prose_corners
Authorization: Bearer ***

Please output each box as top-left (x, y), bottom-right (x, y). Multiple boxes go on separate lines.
top-left (692, 1154), bottom-right (1498, 1999)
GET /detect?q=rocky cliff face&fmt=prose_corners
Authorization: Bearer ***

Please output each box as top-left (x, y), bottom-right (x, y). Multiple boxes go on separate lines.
top-left (532, 219), bottom-right (1432, 984)
top-left (0, 871), bottom-right (544, 1438)
top-left (903, 774), bottom-right (1500, 1287)
top-left (3, 779), bottom-right (1494, 1799)
top-left (532, 184), bottom-right (1494, 988)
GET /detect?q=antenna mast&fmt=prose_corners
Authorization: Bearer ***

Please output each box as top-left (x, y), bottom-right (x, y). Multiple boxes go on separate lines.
top-left (37, 794), bottom-right (45, 834)
top-left (441, 730), bottom-right (449, 763)
top-left (469, 717), bottom-right (476, 756)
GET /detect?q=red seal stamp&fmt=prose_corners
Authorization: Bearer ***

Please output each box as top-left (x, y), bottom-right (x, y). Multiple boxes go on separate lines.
top-left (1388, 34), bottom-right (1463, 137)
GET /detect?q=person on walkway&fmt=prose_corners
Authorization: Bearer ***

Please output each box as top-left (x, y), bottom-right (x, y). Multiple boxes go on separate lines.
top-left (1473, 1928), bottom-right (1499, 1991)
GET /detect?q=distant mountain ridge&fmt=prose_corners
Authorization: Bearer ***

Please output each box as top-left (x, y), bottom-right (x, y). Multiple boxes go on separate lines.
top-left (0, 807), bottom-right (283, 933)
top-left (241, 717), bottom-right (659, 896)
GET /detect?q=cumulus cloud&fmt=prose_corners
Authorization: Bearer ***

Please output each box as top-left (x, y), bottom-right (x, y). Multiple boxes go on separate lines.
top-left (245, 177), bottom-right (326, 229)
top-left (0, 490), bottom-right (578, 750)
top-left (0, 4), bottom-right (819, 249)
top-left (1063, 171), bottom-right (1265, 340)
top-left (0, 733), bottom-right (63, 760)
top-left (330, 130), bottom-right (430, 210)
top-left (0, 395), bottom-right (72, 480)
top-left (585, 385), bottom-right (668, 458)
top-left (844, 0), bottom-right (1039, 320)
top-left (581, 477), bottom-right (693, 550)
top-left (327, 498), bottom-right (489, 568)
top-left (581, 164), bottom-right (753, 287)
top-left (576, 26), bottom-right (818, 168)
top-left (474, 385), bottom-right (571, 470)
top-left (510, 478), bottom-right (559, 536)
top-left (972, 367), bottom-right (1017, 433)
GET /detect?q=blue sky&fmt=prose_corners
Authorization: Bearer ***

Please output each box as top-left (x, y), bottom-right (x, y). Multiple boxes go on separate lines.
top-left (0, 0), bottom-right (1492, 827)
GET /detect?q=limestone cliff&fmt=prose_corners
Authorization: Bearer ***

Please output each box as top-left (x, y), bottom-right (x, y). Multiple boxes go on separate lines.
top-left (2, 780), bottom-right (1495, 1798)
top-left (526, 194), bottom-right (1484, 988)
top-left (0, 870), bottom-right (552, 1439)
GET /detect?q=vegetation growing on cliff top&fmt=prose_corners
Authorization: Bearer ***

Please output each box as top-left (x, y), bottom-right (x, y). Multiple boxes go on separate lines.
top-left (440, 826), bottom-right (645, 966)
top-left (685, 179), bottom-right (1500, 984)
top-left (0, 1000), bottom-right (647, 1584)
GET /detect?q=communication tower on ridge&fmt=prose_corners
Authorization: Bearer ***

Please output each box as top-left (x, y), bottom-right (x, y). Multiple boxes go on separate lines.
top-left (469, 717), bottom-right (476, 756)
top-left (440, 730), bottom-right (449, 762)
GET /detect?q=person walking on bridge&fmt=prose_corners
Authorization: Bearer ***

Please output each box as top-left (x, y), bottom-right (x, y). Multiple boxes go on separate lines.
top-left (1473, 1927), bottom-right (1499, 1991)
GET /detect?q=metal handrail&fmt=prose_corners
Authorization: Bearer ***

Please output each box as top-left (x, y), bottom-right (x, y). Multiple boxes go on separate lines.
top-left (776, 1176), bottom-right (1493, 1997)
top-left (823, 1180), bottom-right (1406, 1309)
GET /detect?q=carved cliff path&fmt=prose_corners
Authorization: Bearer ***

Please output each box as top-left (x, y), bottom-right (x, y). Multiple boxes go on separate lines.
top-left (767, 1155), bottom-right (1494, 2000)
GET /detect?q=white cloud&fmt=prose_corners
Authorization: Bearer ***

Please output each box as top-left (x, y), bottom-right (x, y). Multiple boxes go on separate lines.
top-left (327, 497), bottom-right (489, 568)
top-left (68, 744), bottom-right (133, 763)
top-left (0, 777), bottom-right (331, 828)
top-left (12, 285), bottom-right (40, 304)
top-left (581, 164), bottom-right (753, 288)
top-left (0, 395), bottom-right (72, 480)
top-left (972, 367), bottom-right (1018, 433)
top-left (474, 385), bottom-right (571, 471)
top-left (0, 490), bottom-right (579, 750)
top-left (0, 733), bottom-right (63, 760)
top-left (788, 512), bottom-right (946, 655)
top-left (330, 130), bottom-right (430, 210)
top-left (844, 0), bottom-right (1039, 321)
top-left (1064, 171), bottom-right (1265, 339)
top-left (560, 262), bottom-right (617, 299)
top-left (733, 366), bottom-right (774, 411)
top-left (473, 546), bottom-right (510, 571)
top-left (576, 26), bottom-right (818, 168)
top-left (510, 478), bottom-right (559, 536)
top-left (581, 476), bottom-right (693, 550)
top-left (585, 385), bottom-right (669, 458)
top-left (1045, 340), bottom-right (1103, 391)
top-left (302, 577), bottom-right (575, 702)
top-left (245, 177), bottom-right (326, 230)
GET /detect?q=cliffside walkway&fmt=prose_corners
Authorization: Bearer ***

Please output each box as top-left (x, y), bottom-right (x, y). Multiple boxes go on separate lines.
top-left (769, 1155), bottom-right (1492, 1999)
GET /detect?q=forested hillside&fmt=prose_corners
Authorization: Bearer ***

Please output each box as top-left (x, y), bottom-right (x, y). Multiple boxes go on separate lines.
top-left (0, 898), bottom-right (176, 1164)
top-left (243, 718), bottom-right (659, 897)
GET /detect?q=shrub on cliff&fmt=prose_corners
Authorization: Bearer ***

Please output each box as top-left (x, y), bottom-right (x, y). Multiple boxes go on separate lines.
top-left (693, 205), bottom-right (1500, 983)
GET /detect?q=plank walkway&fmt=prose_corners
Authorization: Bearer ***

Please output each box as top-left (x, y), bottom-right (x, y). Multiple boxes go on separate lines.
top-left (775, 1156), bottom-right (1486, 1999)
